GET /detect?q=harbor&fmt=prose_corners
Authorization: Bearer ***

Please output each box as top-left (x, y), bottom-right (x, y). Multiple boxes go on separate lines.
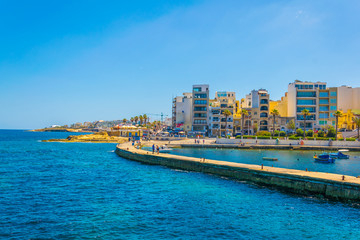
top-left (116, 141), bottom-right (360, 202)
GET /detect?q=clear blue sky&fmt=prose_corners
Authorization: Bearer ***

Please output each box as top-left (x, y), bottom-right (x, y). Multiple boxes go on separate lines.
top-left (1, 0), bottom-right (359, 129)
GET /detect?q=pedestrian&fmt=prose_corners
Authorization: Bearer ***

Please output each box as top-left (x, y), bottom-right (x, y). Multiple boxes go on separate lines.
top-left (152, 144), bottom-right (155, 154)
top-left (194, 139), bottom-right (196, 144)
top-left (203, 139), bottom-right (205, 144)
top-left (156, 145), bottom-right (160, 154)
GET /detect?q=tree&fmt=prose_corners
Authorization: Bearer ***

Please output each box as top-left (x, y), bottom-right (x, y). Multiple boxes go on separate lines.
top-left (134, 116), bottom-right (139, 125)
top-left (333, 110), bottom-right (343, 140)
top-left (130, 117), bottom-right (134, 124)
top-left (139, 115), bottom-right (144, 125)
top-left (270, 109), bottom-right (280, 136)
top-left (143, 114), bottom-right (148, 126)
top-left (122, 118), bottom-right (127, 124)
top-left (301, 109), bottom-right (310, 138)
top-left (223, 109), bottom-right (232, 136)
top-left (240, 109), bottom-right (249, 136)
top-left (287, 119), bottom-right (295, 132)
top-left (253, 123), bottom-right (258, 134)
top-left (353, 116), bottom-right (360, 139)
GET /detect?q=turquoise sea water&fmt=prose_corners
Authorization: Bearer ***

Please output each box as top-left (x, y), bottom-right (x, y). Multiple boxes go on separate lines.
top-left (170, 147), bottom-right (360, 177)
top-left (1, 130), bottom-right (360, 239)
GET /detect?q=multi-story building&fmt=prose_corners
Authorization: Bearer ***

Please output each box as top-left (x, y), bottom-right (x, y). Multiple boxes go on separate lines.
top-left (191, 84), bottom-right (210, 136)
top-left (288, 81), bottom-right (360, 131)
top-left (172, 93), bottom-right (193, 133)
top-left (288, 80), bottom-right (327, 130)
top-left (215, 91), bottom-right (236, 136)
top-left (208, 100), bottom-right (221, 137)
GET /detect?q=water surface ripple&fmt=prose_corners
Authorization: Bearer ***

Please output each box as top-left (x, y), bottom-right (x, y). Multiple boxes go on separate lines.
top-left (1, 130), bottom-right (360, 239)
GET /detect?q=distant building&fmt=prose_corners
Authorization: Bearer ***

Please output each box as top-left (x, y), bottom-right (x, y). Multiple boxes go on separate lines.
top-left (172, 92), bottom-right (193, 133)
top-left (191, 84), bottom-right (210, 136)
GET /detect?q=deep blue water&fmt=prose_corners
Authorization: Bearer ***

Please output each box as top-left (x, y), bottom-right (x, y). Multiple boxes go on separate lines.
top-left (170, 148), bottom-right (360, 177)
top-left (1, 130), bottom-right (360, 240)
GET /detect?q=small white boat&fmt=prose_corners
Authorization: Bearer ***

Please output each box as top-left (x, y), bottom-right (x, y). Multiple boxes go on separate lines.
top-left (262, 157), bottom-right (278, 161)
top-left (159, 145), bottom-right (172, 153)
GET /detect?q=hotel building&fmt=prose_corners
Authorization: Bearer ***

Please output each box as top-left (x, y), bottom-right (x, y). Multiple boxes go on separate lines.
top-left (191, 84), bottom-right (210, 136)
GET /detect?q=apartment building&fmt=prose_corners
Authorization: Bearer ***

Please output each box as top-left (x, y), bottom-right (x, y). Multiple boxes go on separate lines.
top-left (191, 84), bottom-right (210, 136)
top-left (215, 91), bottom-right (236, 136)
top-left (172, 93), bottom-right (193, 133)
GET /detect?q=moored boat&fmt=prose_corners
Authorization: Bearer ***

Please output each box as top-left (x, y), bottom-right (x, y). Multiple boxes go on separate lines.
top-left (262, 157), bottom-right (278, 161)
top-left (314, 153), bottom-right (335, 163)
top-left (159, 145), bottom-right (172, 153)
top-left (330, 149), bottom-right (350, 159)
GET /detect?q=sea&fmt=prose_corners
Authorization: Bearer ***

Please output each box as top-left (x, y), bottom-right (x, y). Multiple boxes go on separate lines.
top-left (1, 129), bottom-right (360, 240)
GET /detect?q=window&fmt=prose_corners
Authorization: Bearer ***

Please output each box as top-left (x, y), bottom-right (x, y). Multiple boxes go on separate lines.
top-left (260, 106), bottom-right (268, 111)
top-left (194, 113), bottom-right (207, 118)
top-left (319, 120), bottom-right (328, 125)
top-left (194, 100), bottom-right (207, 105)
top-left (330, 106), bottom-right (337, 111)
top-left (193, 120), bottom-right (207, 124)
top-left (330, 91), bottom-right (337, 96)
top-left (319, 92), bottom-right (329, 97)
top-left (194, 93), bottom-right (207, 98)
top-left (319, 106), bottom-right (329, 111)
top-left (319, 99), bottom-right (329, 104)
top-left (260, 99), bottom-right (268, 104)
top-left (297, 91), bottom-right (316, 97)
top-left (260, 112), bottom-right (268, 117)
top-left (194, 107), bottom-right (206, 111)
top-left (297, 107), bottom-right (316, 113)
top-left (330, 99), bottom-right (337, 104)
top-left (319, 113), bottom-right (329, 119)
top-left (193, 87), bottom-right (202, 92)
top-left (297, 99), bottom-right (316, 105)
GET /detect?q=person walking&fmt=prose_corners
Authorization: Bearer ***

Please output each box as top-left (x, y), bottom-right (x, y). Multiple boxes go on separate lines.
top-left (156, 145), bottom-right (160, 154)
top-left (152, 144), bottom-right (155, 154)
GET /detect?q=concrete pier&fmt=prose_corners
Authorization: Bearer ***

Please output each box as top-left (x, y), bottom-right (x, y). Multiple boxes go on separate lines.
top-left (115, 143), bottom-right (360, 202)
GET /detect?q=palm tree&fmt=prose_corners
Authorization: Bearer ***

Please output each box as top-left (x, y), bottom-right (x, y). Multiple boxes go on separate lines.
top-left (139, 115), bottom-right (143, 125)
top-left (301, 109), bottom-right (310, 138)
top-left (353, 117), bottom-right (360, 139)
top-left (143, 114), bottom-right (148, 126)
top-left (122, 118), bottom-right (127, 124)
top-left (134, 116), bottom-right (139, 125)
top-left (270, 109), bottom-right (280, 136)
top-left (333, 110), bottom-right (343, 140)
top-left (241, 109), bottom-right (249, 136)
top-left (223, 109), bottom-right (232, 137)
top-left (130, 117), bottom-right (134, 124)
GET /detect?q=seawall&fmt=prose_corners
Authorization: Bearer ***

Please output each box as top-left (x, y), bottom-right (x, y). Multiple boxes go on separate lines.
top-left (115, 143), bottom-right (360, 202)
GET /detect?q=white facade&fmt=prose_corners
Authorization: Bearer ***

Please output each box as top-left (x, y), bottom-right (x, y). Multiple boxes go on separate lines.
top-left (337, 86), bottom-right (360, 112)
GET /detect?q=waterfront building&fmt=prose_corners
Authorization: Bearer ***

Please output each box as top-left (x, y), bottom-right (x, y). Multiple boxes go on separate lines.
top-left (269, 92), bottom-right (288, 117)
top-left (191, 84), bottom-right (210, 136)
top-left (287, 80), bottom-right (360, 131)
top-left (172, 93), bottom-right (193, 133)
top-left (208, 99), bottom-right (221, 137)
top-left (110, 125), bottom-right (144, 137)
top-left (215, 91), bottom-right (236, 137)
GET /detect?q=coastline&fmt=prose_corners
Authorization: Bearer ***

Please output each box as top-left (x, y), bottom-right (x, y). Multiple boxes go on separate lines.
top-left (116, 142), bottom-right (360, 202)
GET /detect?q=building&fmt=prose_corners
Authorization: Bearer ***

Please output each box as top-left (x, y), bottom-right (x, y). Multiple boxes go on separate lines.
top-left (269, 92), bottom-right (288, 117)
top-left (191, 84), bottom-right (210, 136)
top-left (172, 93), bottom-right (193, 133)
top-left (215, 91), bottom-right (236, 136)
top-left (287, 80), bottom-right (360, 131)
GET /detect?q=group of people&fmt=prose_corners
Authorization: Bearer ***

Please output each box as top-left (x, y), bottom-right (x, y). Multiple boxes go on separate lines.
top-left (194, 139), bottom-right (205, 144)
top-left (152, 144), bottom-right (160, 154)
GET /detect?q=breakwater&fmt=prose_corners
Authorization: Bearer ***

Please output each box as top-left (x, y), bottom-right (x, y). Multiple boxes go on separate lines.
top-left (116, 143), bottom-right (360, 202)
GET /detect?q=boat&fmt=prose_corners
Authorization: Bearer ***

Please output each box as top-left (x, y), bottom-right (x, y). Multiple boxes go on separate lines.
top-left (313, 153), bottom-right (335, 163)
top-left (330, 149), bottom-right (350, 159)
top-left (159, 145), bottom-right (172, 153)
top-left (262, 157), bottom-right (278, 161)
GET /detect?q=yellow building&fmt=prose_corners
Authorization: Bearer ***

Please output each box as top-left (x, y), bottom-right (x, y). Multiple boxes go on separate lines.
top-left (109, 126), bottom-right (144, 137)
top-left (338, 110), bottom-right (359, 130)
top-left (269, 92), bottom-right (288, 117)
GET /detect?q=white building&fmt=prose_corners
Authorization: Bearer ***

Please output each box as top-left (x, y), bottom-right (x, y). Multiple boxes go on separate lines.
top-left (172, 93), bottom-right (193, 133)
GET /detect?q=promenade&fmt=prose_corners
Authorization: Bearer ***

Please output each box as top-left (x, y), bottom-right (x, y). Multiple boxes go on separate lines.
top-left (116, 141), bottom-right (360, 201)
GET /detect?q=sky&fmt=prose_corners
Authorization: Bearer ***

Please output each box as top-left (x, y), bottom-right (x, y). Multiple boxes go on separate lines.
top-left (1, 0), bottom-right (360, 129)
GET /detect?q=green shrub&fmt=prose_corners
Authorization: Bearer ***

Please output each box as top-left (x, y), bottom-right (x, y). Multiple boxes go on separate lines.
top-left (327, 127), bottom-right (336, 138)
top-left (346, 138), bottom-right (356, 141)
top-left (306, 130), bottom-right (313, 137)
top-left (279, 131), bottom-right (286, 137)
top-left (317, 130), bottom-right (325, 137)
top-left (306, 137), bottom-right (315, 140)
top-left (257, 136), bottom-right (271, 139)
top-left (235, 135), bottom-right (242, 139)
top-left (289, 136), bottom-right (300, 140)
top-left (273, 130), bottom-right (280, 136)
top-left (243, 135), bottom-right (256, 139)
top-left (296, 129), bottom-right (304, 137)
top-left (256, 131), bottom-right (271, 136)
